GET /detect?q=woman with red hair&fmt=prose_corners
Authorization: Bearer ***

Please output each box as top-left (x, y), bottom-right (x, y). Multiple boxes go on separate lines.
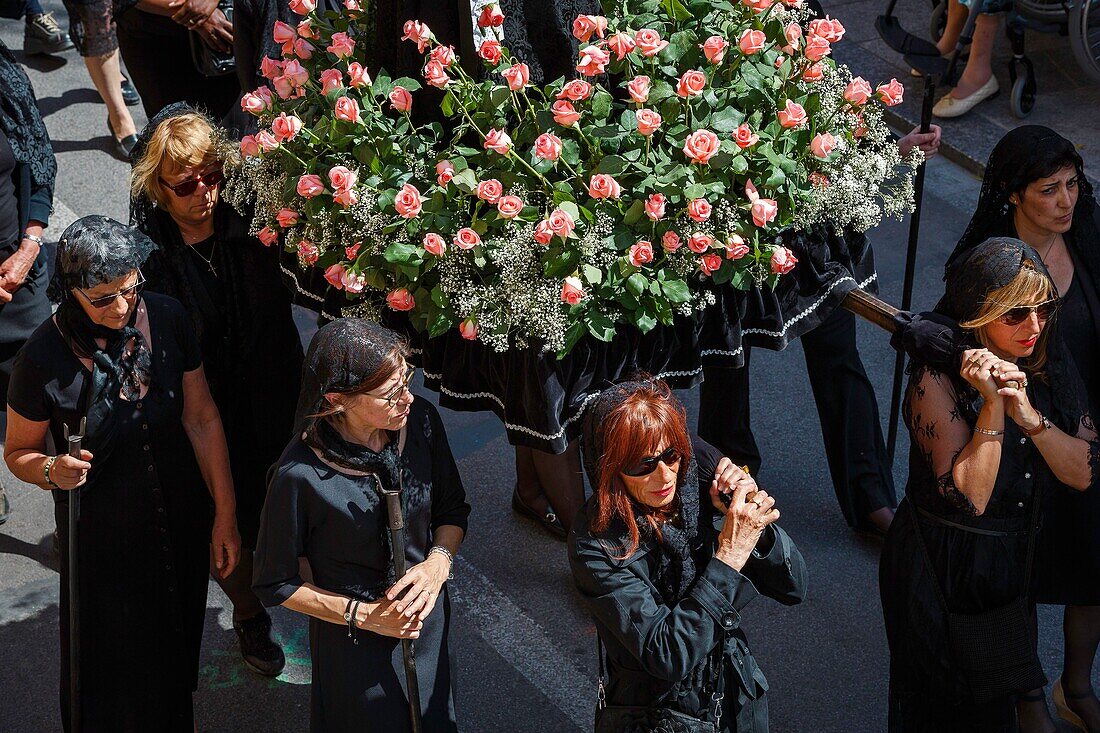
top-left (569, 377), bottom-right (808, 733)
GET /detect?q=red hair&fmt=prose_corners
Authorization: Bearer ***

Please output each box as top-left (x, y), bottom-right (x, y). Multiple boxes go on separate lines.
top-left (591, 379), bottom-right (693, 559)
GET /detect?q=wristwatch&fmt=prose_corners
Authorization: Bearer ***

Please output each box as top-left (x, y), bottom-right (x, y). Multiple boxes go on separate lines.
top-left (1023, 414), bottom-right (1052, 437)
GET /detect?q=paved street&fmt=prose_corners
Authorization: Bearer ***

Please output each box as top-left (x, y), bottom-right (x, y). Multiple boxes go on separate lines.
top-left (1, 2), bottom-right (1098, 731)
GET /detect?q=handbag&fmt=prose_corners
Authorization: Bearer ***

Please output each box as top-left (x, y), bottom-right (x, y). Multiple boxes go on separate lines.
top-left (189, 0), bottom-right (236, 77)
top-left (909, 488), bottom-right (1048, 704)
top-left (594, 634), bottom-right (725, 733)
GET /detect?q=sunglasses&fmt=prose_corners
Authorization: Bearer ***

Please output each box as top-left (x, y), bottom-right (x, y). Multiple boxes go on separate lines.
top-left (159, 167), bottom-right (224, 197)
top-left (368, 365), bottom-right (416, 407)
top-left (623, 446), bottom-right (682, 477)
top-left (77, 272), bottom-right (145, 309)
top-left (996, 299), bottom-right (1058, 326)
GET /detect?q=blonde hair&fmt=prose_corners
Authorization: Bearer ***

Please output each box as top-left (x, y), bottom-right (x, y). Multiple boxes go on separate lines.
top-left (130, 113), bottom-right (220, 208)
top-left (960, 258), bottom-right (1055, 372)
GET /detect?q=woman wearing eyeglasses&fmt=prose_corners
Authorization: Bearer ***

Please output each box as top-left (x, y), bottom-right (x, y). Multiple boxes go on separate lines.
top-left (253, 319), bottom-right (469, 732)
top-left (880, 237), bottom-right (1099, 732)
top-left (569, 377), bottom-right (807, 733)
top-left (3, 216), bottom-right (239, 731)
top-left (128, 103), bottom-right (303, 676)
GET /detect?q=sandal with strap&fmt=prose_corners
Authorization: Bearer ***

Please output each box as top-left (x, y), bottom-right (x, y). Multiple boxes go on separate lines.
top-left (1054, 677), bottom-right (1097, 732)
top-left (511, 484), bottom-right (566, 540)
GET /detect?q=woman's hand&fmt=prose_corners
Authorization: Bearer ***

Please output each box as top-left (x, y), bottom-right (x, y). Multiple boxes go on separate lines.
top-left (169, 0), bottom-right (216, 28)
top-left (994, 363), bottom-right (1043, 432)
top-left (385, 553), bottom-right (450, 621)
top-left (47, 450), bottom-right (93, 490)
top-left (356, 598), bottom-right (423, 639)
top-left (0, 245), bottom-right (37, 302)
top-left (210, 511), bottom-right (241, 578)
top-left (195, 9), bottom-right (232, 53)
top-left (960, 348), bottom-right (1004, 402)
top-left (897, 125), bottom-right (942, 160)
top-left (714, 476), bottom-right (779, 572)
top-left (709, 457), bottom-right (753, 514)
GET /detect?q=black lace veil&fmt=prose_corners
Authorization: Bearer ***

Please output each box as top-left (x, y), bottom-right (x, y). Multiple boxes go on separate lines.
top-left (0, 40), bottom-right (57, 195)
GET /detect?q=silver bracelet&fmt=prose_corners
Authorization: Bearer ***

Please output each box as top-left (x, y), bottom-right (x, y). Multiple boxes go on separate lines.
top-left (428, 545), bottom-right (455, 580)
top-left (21, 233), bottom-right (44, 247)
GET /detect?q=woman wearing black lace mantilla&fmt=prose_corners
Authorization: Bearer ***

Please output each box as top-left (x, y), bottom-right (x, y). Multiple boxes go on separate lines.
top-left (880, 237), bottom-right (1099, 732)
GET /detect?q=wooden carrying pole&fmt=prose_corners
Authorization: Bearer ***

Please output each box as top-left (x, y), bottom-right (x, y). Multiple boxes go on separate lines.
top-left (842, 288), bottom-right (901, 335)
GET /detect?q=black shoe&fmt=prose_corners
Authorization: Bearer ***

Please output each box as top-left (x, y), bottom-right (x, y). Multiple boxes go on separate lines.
top-left (120, 77), bottom-right (140, 107)
top-left (107, 116), bottom-right (138, 161)
top-left (511, 484), bottom-right (566, 540)
top-left (0, 484), bottom-right (10, 525)
top-left (24, 12), bottom-right (74, 55)
top-left (233, 611), bottom-right (285, 677)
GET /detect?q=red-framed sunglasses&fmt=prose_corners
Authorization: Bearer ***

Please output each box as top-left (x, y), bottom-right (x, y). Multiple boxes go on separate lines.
top-left (159, 167), bottom-right (224, 197)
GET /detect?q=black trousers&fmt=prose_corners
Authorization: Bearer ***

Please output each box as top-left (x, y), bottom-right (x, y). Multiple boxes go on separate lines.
top-left (699, 307), bottom-right (896, 528)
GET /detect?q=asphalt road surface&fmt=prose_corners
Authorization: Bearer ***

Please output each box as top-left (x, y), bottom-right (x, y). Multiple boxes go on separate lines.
top-left (1, 4), bottom-right (1096, 731)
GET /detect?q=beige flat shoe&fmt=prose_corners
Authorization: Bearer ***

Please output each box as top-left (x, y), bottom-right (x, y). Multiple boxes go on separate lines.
top-left (932, 75), bottom-right (999, 118)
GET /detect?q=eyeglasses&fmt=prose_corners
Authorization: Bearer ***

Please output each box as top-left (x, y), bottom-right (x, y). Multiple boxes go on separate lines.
top-left (77, 271), bottom-right (145, 309)
top-left (623, 446), bottom-right (682, 477)
top-left (996, 299), bottom-right (1059, 326)
top-left (159, 167), bottom-right (224, 197)
top-left (367, 365), bottom-right (416, 407)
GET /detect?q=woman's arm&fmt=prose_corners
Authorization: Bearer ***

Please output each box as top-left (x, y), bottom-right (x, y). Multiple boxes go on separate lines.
top-left (4, 410), bottom-right (93, 490)
top-left (281, 583), bottom-right (423, 639)
top-left (181, 366), bottom-right (240, 576)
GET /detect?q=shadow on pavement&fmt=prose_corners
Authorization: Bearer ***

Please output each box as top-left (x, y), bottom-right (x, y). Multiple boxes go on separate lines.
top-left (36, 87), bottom-right (101, 119)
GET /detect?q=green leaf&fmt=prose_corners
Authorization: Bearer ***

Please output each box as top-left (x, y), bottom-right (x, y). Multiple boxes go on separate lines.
top-left (622, 199), bottom-right (646, 225)
top-left (633, 311), bottom-right (658, 333)
top-left (683, 184), bottom-right (706, 200)
top-left (440, 91), bottom-right (456, 117)
top-left (390, 77), bottom-right (422, 92)
top-left (585, 309), bottom-right (617, 341)
top-left (709, 104), bottom-right (745, 133)
top-left (544, 249), bottom-right (580, 278)
top-left (489, 85), bottom-right (511, 108)
top-left (559, 321), bottom-right (587, 358)
top-left (583, 264), bottom-right (603, 285)
top-left (597, 155), bottom-right (628, 176)
top-left (591, 91), bottom-right (613, 120)
top-left (383, 241), bottom-right (420, 264)
top-left (660, 0), bottom-right (693, 21)
top-left (661, 278), bottom-right (691, 303)
top-left (451, 169), bottom-right (478, 193)
top-left (561, 139), bottom-right (581, 167)
top-left (625, 273), bottom-right (648, 297)
top-left (557, 200), bottom-right (581, 221)
top-left (730, 155), bottom-right (749, 174)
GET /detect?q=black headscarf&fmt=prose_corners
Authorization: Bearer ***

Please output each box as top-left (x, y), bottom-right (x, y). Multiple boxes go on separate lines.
top-left (0, 40), bottom-right (57, 193)
top-left (48, 216), bottom-right (156, 455)
top-left (581, 378), bottom-right (703, 604)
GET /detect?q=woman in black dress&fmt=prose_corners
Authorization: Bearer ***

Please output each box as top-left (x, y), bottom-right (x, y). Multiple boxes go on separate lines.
top-left (253, 319), bottom-right (470, 732)
top-left (570, 377), bottom-right (808, 732)
top-left (880, 237), bottom-right (1098, 732)
top-left (130, 103), bottom-right (303, 676)
top-left (943, 127), bottom-right (1100, 732)
top-left (3, 216), bottom-right (240, 732)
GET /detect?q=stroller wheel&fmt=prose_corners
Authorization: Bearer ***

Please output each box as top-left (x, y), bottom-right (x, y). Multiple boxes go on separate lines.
top-left (1010, 72), bottom-right (1037, 118)
top-left (930, 0), bottom-right (948, 42)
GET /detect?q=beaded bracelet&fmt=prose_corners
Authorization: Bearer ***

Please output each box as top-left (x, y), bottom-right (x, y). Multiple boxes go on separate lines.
top-left (973, 426), bottom-right (1004, 437)
top-left (43, 456), bottom-right (60, 489)
top-left (428, 545), bottom-right (455, 580)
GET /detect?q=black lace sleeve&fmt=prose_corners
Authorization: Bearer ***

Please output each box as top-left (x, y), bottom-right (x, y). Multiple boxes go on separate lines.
top-left (1075, 412), bottom-right (1100, 488)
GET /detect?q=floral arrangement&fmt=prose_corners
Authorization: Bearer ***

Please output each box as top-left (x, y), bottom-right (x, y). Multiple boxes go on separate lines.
top-left (226, 0), bottom-right (918, 354)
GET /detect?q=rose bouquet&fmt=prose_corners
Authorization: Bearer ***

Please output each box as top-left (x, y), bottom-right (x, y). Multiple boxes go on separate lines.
top-left (226, 0), bottom-right (918, 355)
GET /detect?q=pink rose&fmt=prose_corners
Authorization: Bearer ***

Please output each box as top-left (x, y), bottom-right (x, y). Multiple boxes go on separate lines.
top-left (561, 276), bottom-right (585, 305)
top-left (576, 45), bottom-right (610, 76)
top-left (571, 14), bottom-right (607, 42)
top-left (634, 29), bottom-right (669, 57)
top-left (533, 132), bottom-right (563, 161)
top-left (699, 253), bottom-right (723, 276)
top-left (241, 89), bottom-right (273, 115)
top-left (626, 75), bottom-right (650, 104)
top-left (782, 23), bottom-right (802, 53)
top-left (683, 129), bottom-right (720, 165)
top-left (742, 0), bottom-right (774, 12)
top-left (809, 132), bottom-right (836, 159)
top-left (501, 63), bottom-right (529, 90)
top-left (401, 20), bottom-right (432, 53)
top-left (297, 239), bottom-right (319, 265)
top-left (280, 59), bottom-right (308, 87)
top-left (687, 198), bottom-right (712, 222)
top-left (276, 208), bottom-right (300, 227)
top-left (324, 264), bottom-right (346, 289)
top-left (551, 100), bottom-right (581, 126)
top-left (547, 208), bottom-right (575, 238)
top-left (738, 29), bottom-right (766, 55)
top-left (854, 113), bottom-right (869, 139)
top-left (477, 4), bottom-right (504, 28)
top-left (293, 39), bottom-right (314, 59)
top-left (423, 233), bottom-right (446, 256)
top-left (645, 193), bottom-right (666, 221)
top-left (808, 17), bottom-right (845, 43)
top-left (333, 189), bottom-right (358, 208)
top-left (608, 32), bottom-right (636, 61)
top-left (803, 35), bottom-right (831, 62)
top-left (476, 178), bottom-right (503, 203)
top-left (424, 59), bottom-right (451, 88)
top-left (260, 57), bottom-right (283, 80)
top-left (459, 318), bottom-right (478, 340)
top-left (587, 173), bottom-right (621, 200)
top-left (257, 226), bottom-right (278, 246)
top-left (334, 96), bottom-right (362, 123)
top-left (745, 180), bottom-right (779, 227)
top-left (478, 39), bottom-right (503, 65)
top-left (255, 130), bottom-right (279, 152)
top-left (394, 183), bottom-right (422, 218)
top-left (239, 135), bottom-right (260, 157)
top-left (483, 128), bottom-right (512, 155)
top-left (297, 19), bottom-right (315, 39)
top-left (345, 243), bottom-right (361, 260)
top-left (733, 123), bottom-right (759, 149)
top-left (320, 68), bottom-right (343, 94)
top-left (556, 79), bottom-right (592, 101)
top-left (328, 165), bottom-right (357, 193)
top-left (453, 228), bottom-right (481, 250)
top-left (272, 112), bottom-right (303, 142)
top-left (430, 45), bottom-right (456, 69)
top-left (497, 195), bottom-right (523, 219)
top-left (273, 20), bottom-right (296, 54)
top-left (701, 35), bottom-right (729, 64)
top-left (877, 78), bottom-right (904, 106)
top-left (802, 63), bottom-right (824, 82)
top-left (676, 70), bottom-right (707, 98)
top-left (534, 219), bottom-right (554, 244)
top-left (635, 109), bottom-right (662, 136)
top-left (770, 246), bottom-right (798, 274)
top-left (344, 0), bottom-right (361, 12)
top-left (436, 160), bottom-right (456, 187)
top-left (386, 288), bottom-right (415, 311)
top-left (777, 99), bottom-right (807, 128)
top-left (347, 62), bottom-right (371, 88)
top-left (296, 174), bottom-right (325, 198)
top-left (389, 86), bottom-right (413, 113)
top-left (629, 240), bottom-right (654, 267)
top-left (327, 31), bottom-right (355, 59)
top-left (288, 0), bottom-right (315, 15)
top-left (688, 232), bottom-right (713, 254)
top-left (341, 270), bottom-right (365, 294)
top-left (662, 231), bottom-right (682, 252)
top-left (844, 77), bottom-right (873, 105)
top-left (725, 235), bottom-right (749, 260)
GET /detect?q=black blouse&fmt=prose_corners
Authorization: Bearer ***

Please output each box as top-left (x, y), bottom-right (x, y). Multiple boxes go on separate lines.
top-left (0, 127), bottom-right (18, 247)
